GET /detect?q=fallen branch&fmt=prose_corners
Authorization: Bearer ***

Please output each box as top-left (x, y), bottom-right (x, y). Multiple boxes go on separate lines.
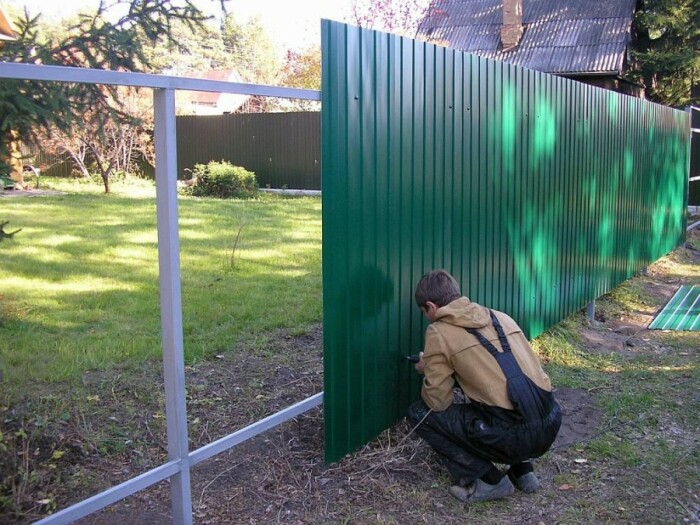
top-left (0, 220), bottom-right (21, 242)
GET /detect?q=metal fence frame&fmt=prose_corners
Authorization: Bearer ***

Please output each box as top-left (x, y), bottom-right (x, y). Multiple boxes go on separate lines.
top-left (0, 62), bottom-right (323, 525)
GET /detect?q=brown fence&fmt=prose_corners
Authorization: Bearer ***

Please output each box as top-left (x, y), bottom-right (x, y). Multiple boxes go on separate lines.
top-left (176, 112), bottom-right (321, 190)
top-left (690, 107), bottom-right (700, 206)
top-left (20, 147), bottom-right (73, 178)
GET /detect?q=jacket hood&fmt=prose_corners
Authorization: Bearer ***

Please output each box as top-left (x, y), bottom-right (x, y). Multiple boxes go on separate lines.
top-left (434, 296), bottom-right (490, 328)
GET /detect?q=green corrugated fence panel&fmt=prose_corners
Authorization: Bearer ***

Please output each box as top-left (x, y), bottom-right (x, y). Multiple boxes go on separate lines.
top-left (321, 20), bottom-right (690, 463)
top-left (649, 286), bottom-right (700, 331)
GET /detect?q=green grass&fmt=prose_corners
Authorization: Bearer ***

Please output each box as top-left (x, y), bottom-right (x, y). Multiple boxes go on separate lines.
top-left (531, 270), bottom-right (699, 524)
top-left (531, 314), bottom-right (611, 389)
top-left (0, 178), bottom-right (322, 384)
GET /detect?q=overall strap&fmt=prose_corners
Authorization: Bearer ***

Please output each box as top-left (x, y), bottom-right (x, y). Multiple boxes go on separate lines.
top-left (464, 310), bottom-right (512, 355)
top-left (466, 310), bottom-right (551, 421)
top-left (465, 324), bottom-right (501, 358)
top-left (465, 310), bottom-right (521, 380)
top-left (489, 310), bottom-right (512, 354)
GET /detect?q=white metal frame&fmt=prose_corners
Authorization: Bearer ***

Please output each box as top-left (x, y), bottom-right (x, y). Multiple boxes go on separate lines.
top-left (0, 62), bottom-right (323, 525)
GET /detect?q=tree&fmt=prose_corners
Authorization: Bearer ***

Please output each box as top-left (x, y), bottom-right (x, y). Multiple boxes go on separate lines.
top-left (141, 17), bottom-right (233, 75)
top-left (629, 0), bottom-right (700, 107)
top-left (277, 46), bottom-right (321, 112)
top-left (42, 87), bottom-right (156, 192)
top-left (349, 0), bottom-right (431, 36)
top-left (221, 13), bottom-right (283, 112)
top-left (283, 46), bottom-right (321, 91)
top-left (0, 0), bottom-right (216, 189)
top-left (222, 13), bottom-right (281, 85)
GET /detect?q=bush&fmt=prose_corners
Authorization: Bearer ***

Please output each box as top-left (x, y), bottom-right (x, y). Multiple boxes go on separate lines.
top-left (188, 161), bottom-right (258, 199)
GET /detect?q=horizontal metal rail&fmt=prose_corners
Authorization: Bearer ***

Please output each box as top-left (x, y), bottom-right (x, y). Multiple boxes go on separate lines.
top-left (0, 62), bottom-right (321, 100)
top-left (34, 460), bottom-right (182, 525)
top-left (34, 393), bottom-right (324, 525)
top-left (191, 392), bottom-right (324, 466)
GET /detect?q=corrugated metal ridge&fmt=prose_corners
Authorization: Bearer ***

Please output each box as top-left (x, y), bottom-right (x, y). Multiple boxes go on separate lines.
top-left (463, 43), bottom-right (625, 74)
top-left (417, 0), bottom-right (635, 74)
top-left (422, 18), bottom-right (630, 73)
top-left (649, 285), bottom-right (700, 331)
top-left (426, 18), bottom-right (632, 44)
top-left (522, 0), bottom-right (637, 21)
top-left (419, 0), bottom-right (638, 25)
top-left (322, 17), bottom-right (690, 463)
top-left (423, 15), bottom-right (632, 34)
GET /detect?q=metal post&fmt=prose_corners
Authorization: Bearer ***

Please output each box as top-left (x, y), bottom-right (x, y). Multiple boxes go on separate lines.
top-left (153, 88), bottom-right (192, 525)
top-left (586, 300), bottom-right (595, 322)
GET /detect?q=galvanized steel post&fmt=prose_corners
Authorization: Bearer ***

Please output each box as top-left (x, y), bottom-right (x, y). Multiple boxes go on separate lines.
top-left (153, 88), bottom-right (193, 525)
top-left (586, 301), bottom-right (596, 322)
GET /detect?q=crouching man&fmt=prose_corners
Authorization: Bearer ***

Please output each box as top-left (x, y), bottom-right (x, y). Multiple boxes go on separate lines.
top-left (408, 270), bottom-right (562, 503)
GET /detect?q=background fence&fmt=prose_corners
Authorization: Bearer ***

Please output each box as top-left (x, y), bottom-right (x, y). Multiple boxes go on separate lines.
top-left (321, 20), bottom-right (690, 463)
top-left (690, 107), bottom-right (700, 206)
top-left (176, 111), bottom-right (321, 190)
top-left (20, 147), bottom-right (72, 178)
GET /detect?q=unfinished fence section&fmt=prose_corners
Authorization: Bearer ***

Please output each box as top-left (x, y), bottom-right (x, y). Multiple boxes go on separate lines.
top-left (321, 20), bottom-right (690, 463)
top-left (177, 112), bottom-right (321, 190)
top-left (0, 62), bottom-right (322, 525)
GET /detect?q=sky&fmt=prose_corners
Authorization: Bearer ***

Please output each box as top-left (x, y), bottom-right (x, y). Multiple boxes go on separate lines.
top-left (3, 0), bottom-right (352, 51)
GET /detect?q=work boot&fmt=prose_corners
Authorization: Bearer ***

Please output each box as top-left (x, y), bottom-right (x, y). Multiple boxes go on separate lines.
top-left (507, 469), bottom-right (540, 493)
top-left (449, 476), bottom-right (514, 503)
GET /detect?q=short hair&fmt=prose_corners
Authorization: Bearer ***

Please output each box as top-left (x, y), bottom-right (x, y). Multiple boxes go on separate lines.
top-left (414, 269), bottom-right (461, 308)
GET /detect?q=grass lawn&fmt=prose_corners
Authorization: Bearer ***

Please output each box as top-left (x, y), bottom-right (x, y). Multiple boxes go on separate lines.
top-left (0, 178), bottom-right (322, 385)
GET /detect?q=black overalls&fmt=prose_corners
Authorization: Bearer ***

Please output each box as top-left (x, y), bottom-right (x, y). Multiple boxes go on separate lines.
top-left (407, 311), bottom-right (562, 484)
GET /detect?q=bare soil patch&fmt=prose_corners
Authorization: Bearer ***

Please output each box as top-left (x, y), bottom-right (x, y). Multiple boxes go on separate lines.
top-left (0, 188), bottom-right (63, 198)
top-left (70, 385), bottom-right (602, 525)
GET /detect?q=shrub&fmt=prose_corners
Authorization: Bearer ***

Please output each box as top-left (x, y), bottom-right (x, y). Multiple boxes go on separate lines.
top-left (188, 161), bottom-right (258, 199)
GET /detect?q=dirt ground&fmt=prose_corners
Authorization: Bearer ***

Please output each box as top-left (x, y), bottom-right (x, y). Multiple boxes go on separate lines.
top-left (0, 188), bottom-right (63, 198)
top-left (4, 227), bottom-right (699, 524)
top-left (62, 332), bottom-right (604, 525)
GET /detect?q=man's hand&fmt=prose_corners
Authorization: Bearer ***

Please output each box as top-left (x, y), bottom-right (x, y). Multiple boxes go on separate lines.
top-left (414, 352), bottom-right (425, 374)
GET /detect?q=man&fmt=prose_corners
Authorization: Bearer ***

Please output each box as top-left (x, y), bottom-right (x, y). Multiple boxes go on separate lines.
top-left (407, 270), bottom-right (562, 502)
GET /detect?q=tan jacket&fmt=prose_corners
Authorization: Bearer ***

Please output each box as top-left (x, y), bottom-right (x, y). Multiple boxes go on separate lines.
top-left (421, 297), bottom-right (552, 412)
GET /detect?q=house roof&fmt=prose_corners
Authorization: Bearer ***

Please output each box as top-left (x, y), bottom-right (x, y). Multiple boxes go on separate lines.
top-left (192, 69), bottom-right (245, 105)
top-left (416, 0), bottom-right (638, 75)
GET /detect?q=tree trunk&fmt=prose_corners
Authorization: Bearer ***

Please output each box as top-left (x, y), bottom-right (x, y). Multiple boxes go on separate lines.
top-left (62, 143), bottom-right (91, 178)
top-left (8, 130), bottom-right (24, 186)
top-left (83, 137), bottom-right (115, 193)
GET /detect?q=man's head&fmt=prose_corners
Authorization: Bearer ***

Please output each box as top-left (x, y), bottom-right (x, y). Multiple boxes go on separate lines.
top-left (414, 270), bottom-right (461, 312)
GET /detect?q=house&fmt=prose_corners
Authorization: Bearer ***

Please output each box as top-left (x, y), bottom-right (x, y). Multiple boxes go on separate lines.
top-left (0, 4), bottom-right (16, 43)
top-left (416, 0), bottom-right (644, 97)
top-left (184, 69), bottom-right (250, 115)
